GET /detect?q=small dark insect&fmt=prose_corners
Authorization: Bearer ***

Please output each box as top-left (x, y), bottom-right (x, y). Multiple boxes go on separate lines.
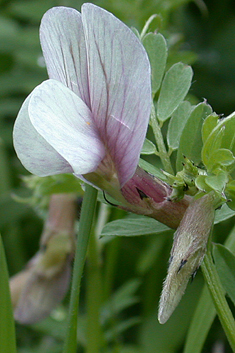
top-left (177, 259), bottom-right (187, 273)
top-left (136, 187), bottom-right (148, 200)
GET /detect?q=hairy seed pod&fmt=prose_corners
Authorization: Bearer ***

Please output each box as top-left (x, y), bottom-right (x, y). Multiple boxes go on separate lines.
top-left (158, 193), bottom-right (215, 324)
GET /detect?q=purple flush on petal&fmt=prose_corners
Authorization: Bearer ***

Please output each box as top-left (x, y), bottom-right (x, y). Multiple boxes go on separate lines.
top-left (121, 167), bottom-right (191, 229)
top-left (13, 3), bottom-right (152, 189)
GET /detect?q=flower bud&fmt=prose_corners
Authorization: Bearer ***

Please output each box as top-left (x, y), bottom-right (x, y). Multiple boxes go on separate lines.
top-left (10, 253), bottom-right (71, 324)
top-left (158, 193), bottom-right (215, 324)
top-left (10, 194), bottom-right (77, 324)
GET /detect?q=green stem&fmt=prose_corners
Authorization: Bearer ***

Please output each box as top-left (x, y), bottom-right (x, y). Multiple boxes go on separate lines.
top-left (150, 104), bottom-right (174, 174)
top-left (86, 228), bottom-right (104, 353)
top-left (201, 251), bottom-right (235, 351)
top-left (63, 185), bottom-right (98, 353)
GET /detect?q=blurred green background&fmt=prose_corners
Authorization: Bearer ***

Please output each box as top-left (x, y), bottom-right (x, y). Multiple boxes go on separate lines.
top-left (1, 0), bottom-right (235, 352)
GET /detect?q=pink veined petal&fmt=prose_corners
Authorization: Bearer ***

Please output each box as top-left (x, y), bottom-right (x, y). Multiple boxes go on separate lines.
top-left (28, 79), bottom-right (105, 175)
top-left (40, 6), bottom-right (90, 107)
top-left (81, 3), bottom-right (152, 186)
top-left (13, 94), bottom-right (73, 177)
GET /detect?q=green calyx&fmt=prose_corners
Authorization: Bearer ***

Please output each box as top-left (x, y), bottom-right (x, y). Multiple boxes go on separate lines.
top-left (163, 156), bottom-right (204, 201)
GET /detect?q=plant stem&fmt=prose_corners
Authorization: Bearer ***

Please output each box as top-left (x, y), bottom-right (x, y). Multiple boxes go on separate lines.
top-left (86, 228), bottom-right (104, 353)
top-left (63, 185), bottom-right (98, 353)
top-left (150, 104), bottom-right (174, 174)
top-left (201, 251), bottom-right (235, 351)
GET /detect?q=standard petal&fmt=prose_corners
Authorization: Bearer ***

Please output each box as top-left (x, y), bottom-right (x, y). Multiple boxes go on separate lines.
top-left (82, 3), bottom-right (152, 186)
top-left (40, 7), bottom-right (90, 107)
top-left (28, 79), bottom-right (105, 175)
top-left (13, 94), bottom-right (73, 176)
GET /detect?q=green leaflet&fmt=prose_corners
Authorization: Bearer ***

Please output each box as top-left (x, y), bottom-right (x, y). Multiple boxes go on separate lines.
top-left (142, 33), bottom-right (167, 96)
top-left (138, 159), bottom-right (167, 181)
top-left (176, 102), bottom-right (212, 171)
top-left (201, 113), bottom-right (219, 144)
top-left (167, 101), bottom-right (192, 151)
top-left (100, 215), bottom-right (170, 238)
top-left (214, 203), bottom-right (235, 223)
top-left (141, 138), bottom-right (157, 155)
top-left (202, 112), bottom-right (235, 172)
top-left (206, 148), bottom-right (235, 173)
top-left (157, 62), bottom-right (193, 123)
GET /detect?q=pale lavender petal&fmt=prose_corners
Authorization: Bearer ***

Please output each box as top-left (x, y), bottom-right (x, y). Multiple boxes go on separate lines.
top-left (82, 3), bottom-right (152, 186)
top-left (28, 79), bottom-right (105, 175)
top-left (40, 7), bottom-right (90, 106)
top-left (13, 94), bottom-right (73, 176)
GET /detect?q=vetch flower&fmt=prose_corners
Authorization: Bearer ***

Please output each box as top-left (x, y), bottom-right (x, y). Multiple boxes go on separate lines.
top-left (13, 3), bottom-right (191, 229)
top-left (158, 193), bottom-right (215, 324)
top-left (13, 3), bottom-right (152, 192)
